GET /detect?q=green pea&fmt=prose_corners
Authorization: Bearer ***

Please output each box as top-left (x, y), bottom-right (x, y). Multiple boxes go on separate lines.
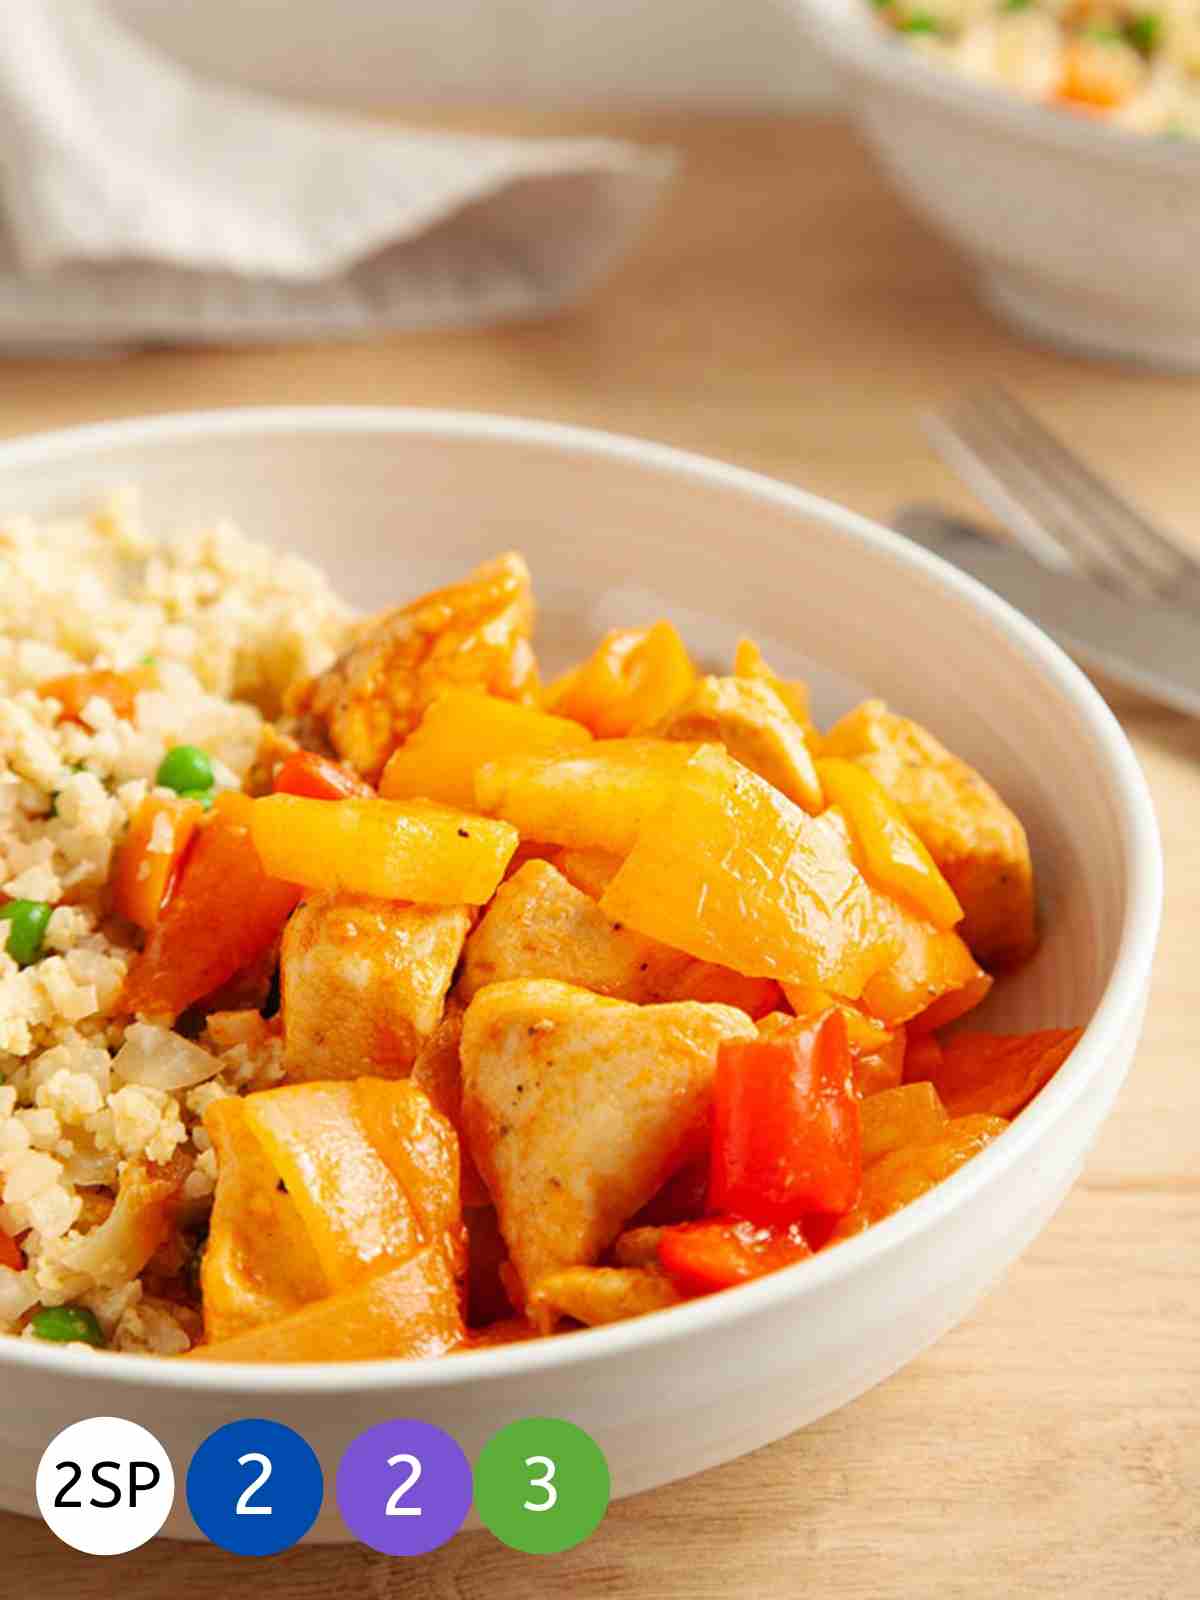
top-left (177, 787), bottom-right (215, 810)
top-left (1002, 0), bottom-right (1032, 11)
top-left (156, 745), bottom-right (215, 795)
top-left (0, 900), bottom-right (53, 967)
top-left (899, 11), bottom-right (940, 31)
top-left (1126, 12), bottom-right (1161, 51)
top-left (29, 1305), bottom-right (106, 1347)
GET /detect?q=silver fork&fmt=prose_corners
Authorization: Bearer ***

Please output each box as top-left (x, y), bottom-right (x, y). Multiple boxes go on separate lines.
top-left (922, 387), bottom-right (1200, 605)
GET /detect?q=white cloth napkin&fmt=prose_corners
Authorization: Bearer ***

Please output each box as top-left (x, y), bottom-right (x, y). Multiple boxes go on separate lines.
top-left (0, 1), bottom-right (675, 349)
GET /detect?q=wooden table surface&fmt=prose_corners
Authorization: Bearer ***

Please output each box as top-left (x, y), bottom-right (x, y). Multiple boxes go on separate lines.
top-left (4, 112), bottom-right (1197, 1599)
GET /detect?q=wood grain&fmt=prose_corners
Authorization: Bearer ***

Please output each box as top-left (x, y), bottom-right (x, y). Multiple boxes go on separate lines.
top-left (2, 112), bottom-right (1197, 1599)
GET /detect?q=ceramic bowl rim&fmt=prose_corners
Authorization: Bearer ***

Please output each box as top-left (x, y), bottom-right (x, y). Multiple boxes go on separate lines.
top-left (0, 405), bottom-right (1163, 1394)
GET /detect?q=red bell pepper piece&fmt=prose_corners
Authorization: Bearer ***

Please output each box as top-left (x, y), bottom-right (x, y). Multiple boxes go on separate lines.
top-left (711, 1010), bottom-right (861, 1224)
top-left (0, 1229), bottom-right (24, 1271)
top-left (273, 750), bottom-right (373, 801)
top-left (658, 1217), bottom-right (812, 1297)
top-left (122, 792), bottom-right (302, 1021)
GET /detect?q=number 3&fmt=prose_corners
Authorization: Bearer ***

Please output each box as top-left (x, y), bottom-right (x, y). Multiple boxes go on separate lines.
top-left (385, 1453), bottom-right (423, 1517)
top-left (236, 1452), bottom-right (273, 1517)
top-left (524, 1455), bottom-right (557, 1513)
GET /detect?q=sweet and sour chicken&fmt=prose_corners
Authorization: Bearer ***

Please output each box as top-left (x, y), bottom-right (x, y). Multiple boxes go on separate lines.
top-left (97, 553), bottom-right (1078, 1362)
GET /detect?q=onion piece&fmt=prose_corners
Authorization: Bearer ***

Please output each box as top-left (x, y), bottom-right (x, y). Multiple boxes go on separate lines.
top-left (112, 1023), bottom-right (222, 1092)
top-left (60, 1147), bottom-right (118, 1187)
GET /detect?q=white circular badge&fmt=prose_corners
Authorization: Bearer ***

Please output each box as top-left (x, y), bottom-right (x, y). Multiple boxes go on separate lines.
top-left (36, 1416), bottom-right (175, 1554)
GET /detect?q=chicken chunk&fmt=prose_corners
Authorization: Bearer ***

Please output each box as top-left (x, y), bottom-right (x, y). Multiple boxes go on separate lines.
top-left (822, 699), bottom-right (1036, 967)
top-left (529, 1266), bottom-right (681, 1328)
top-left (732, 637), bottom-right (820, 748)
top-left (459, 861), bottom-right (777, 1018)
top-left (460, 979), bottom-right (755, 1322)
top-left (282, 893), bottom-right (471, 1080)
top-left (457, 860), bottom-right (691, 1005)
top-left (655, 675), bottom-right (822, 812)
top-left (286, 552), bottom-right (538, 781)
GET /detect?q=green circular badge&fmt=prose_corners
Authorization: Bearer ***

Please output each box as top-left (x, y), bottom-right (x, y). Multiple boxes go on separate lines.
top-left (474, 1418), bottom-right (610, 1554)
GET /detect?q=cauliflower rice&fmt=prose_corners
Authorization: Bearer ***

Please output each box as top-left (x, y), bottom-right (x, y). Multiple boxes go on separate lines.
top-left (0, 493), bottom-right (353, 1353)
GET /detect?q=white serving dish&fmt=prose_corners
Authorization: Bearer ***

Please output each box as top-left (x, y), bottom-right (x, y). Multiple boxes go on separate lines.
top-left (0, 408), bottom-right (1160, 1541)
top-left (788, 0), bottom-right (1200, 369)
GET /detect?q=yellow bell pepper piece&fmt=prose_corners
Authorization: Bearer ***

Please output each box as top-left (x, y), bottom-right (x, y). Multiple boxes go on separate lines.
top-left (822, 699), bottom-right (1035, 968)
top-left (187, 1245), bottom-right (463, 1363)
top-left (816, 757), bottom-right (963, 931)
top-left (859, 1082), bottom-right (949, 1166)
top-left (858, 903), bottom-right (990, 1029)
top-left (908, 970), bottom-right (995, 1035)
top-left (249, 793), bottom-right (517, 904)
top-left (598, 745), bottom-right (900, 997)
top-left (202, 1079), bottom-right (465, 1347)
top-left (908, 1027), bottom-right (1083, 1120)
top-left (552, 846), bottom-right (624, 898)
top-left (829, 1115), bottom-right (1008, 1242)
top-left (545, 621), bottom-right (695, 737)
top-left (476, 739), bottom-right (699, 857)
top-left (804, 805), bottom-right (988, 1031)
top-left (201, 1098), bottom-right (327, 1343)
top-left (243, 1082), bottom-right (425, 1289)
top-left (353, 1077), bottom-right (466, 1279)
top-left (378, 689), bottom-right (591, 810)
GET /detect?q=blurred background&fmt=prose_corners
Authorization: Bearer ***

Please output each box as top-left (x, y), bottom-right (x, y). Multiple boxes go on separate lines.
top-left (108, 0), bottom-right (831, 106)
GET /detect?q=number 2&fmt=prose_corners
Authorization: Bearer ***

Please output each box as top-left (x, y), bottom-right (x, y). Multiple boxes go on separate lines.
top-left (236, 1452), bottom-right (273, 1516)
top-left (524, 1455), bottom-right (557, 1513)
top-left (385, 1453), bottom-right (422, 1517)
top-left (53, 1460), bottom-right (82, 1510)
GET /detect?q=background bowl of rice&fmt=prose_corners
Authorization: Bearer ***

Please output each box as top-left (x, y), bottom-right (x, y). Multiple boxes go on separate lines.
top-left (0, 408), bottom-right (1160, 1539)
top-left (787, 0), bottom-right (1200, 368)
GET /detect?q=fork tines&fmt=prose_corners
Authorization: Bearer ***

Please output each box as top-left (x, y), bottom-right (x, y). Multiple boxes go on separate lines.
top-left (924, 387), bottom-right (1198, 601)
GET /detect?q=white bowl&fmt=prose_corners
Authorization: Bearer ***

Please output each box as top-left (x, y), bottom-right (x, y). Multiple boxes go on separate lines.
top-left (788, 0), bottom-right (1200, 369)
top-left (0, 408), bottom-right (1160, 1541)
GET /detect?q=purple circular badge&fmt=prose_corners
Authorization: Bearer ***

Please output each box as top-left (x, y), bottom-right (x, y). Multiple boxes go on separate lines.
top-left (336, 1420), bottom-right (472, 1556)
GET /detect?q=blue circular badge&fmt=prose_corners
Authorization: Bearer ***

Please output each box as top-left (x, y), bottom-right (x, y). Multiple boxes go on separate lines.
top-left (186, 1418), bottom-right (324, 1555)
